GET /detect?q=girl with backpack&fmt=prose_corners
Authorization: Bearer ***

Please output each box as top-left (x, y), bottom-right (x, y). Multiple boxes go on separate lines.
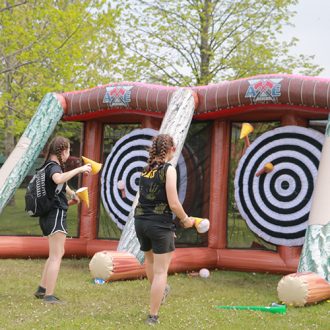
top-left (34, 136), bottom-right (91, 303)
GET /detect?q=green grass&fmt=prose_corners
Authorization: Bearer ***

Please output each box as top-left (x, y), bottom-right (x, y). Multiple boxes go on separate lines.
top-left (0, 189), bottom-right (79, 236)
top-left (0, 259), bottom-right (328, 329)
top-left (0, 188), bottom-right (122, 239)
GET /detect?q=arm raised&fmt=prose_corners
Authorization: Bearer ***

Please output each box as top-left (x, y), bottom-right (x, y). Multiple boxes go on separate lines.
top-left (52, 164), bottom-right (92, 185)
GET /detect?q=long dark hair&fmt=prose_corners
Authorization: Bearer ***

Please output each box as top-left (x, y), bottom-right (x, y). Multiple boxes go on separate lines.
top-left (146, 134), bottom-right (174, 171)
top-left (45, 136), bottom-right (70, 169)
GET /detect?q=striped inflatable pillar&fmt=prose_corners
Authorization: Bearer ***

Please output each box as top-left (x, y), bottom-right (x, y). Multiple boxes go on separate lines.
top-left (0, 93), bottom-right (65, 214)
top-left (298, 114), bottom-right (330, 282)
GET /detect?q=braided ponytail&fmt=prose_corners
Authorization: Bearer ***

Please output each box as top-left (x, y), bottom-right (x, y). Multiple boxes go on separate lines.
top-left (146, 134), bottom-right (174, 171)
top-left (45, 136), bottom-right (70, 170)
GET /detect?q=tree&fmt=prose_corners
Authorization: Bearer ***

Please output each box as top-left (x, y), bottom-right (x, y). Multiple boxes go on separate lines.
top-left (0, 1), bottom-right (27, 13)
top-left (116, 0), bottom-right (322, 86)
top-left (0, 0), bottom-right (129, 155)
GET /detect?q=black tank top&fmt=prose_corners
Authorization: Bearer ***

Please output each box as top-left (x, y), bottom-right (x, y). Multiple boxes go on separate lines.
top-left (44, 161), bottom-right (68, 210)
top-left (135, 163), bottom-right (172, 224)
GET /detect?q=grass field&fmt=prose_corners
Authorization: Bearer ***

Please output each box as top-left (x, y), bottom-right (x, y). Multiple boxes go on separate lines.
top-left (0, 258), bottom-right (328, 330)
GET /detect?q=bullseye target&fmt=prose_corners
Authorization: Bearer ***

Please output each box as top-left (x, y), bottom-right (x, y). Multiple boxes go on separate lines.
top-left (101, 128), bottom-right (194, 229)
top-left (234, 126), bottom-right (324, 246)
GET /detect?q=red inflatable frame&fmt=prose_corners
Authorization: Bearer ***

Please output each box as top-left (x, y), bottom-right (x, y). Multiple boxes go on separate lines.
top-left (1, 74), bottom-right (329, 275)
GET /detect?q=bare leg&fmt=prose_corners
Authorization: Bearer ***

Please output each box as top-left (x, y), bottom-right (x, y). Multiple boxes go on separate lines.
top-left (144, 250), bottom-right (154, 284)
top-left (40, 258), bottom-right (51, 289)
top-left (149, 252), bottom-right (172, 316)
top-left (40, 232), bottom-right (66, 296)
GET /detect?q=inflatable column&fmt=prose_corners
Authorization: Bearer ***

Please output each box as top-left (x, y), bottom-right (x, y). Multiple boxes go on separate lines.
top-left (117, 88), bottom-right (198, 263)
top-left (0, 93), bottom-right (65, 214)
top-left (297, 115), bottom-right (330, 281)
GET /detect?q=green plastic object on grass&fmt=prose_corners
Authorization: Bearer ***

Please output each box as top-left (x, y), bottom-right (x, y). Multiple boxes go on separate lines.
top-left (215, 304), bottom-right (286, 314)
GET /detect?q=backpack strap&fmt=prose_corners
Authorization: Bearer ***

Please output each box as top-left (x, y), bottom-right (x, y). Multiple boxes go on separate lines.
top-left (55, 183), bottom-right (63, 195)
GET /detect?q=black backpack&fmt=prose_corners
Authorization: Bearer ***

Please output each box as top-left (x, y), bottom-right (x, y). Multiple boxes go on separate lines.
top-left (25, 162), bottom-right (63, 217)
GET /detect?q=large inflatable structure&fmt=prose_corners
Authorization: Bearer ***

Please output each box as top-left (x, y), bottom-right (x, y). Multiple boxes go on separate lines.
top-left (0, 74), bottom-right (329, 278)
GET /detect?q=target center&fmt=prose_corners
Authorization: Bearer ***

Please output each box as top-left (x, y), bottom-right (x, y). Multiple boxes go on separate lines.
top-left (281, 181), bottom-right (290, 190)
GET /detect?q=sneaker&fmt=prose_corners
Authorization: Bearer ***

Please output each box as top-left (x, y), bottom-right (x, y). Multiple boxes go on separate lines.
top-left (161, 284), bottom-right (170, 305)
top-left (43, 295), bottom-right (63, 304)
top-left (145, 315), bottom-right (159, 326)
top-left (34, 286), bottom-right (46, 299)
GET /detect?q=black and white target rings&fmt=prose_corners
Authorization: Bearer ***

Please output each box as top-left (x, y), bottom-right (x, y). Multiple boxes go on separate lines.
top-left (101, 128), bottom-right (192, 229)
top-left (234, 126), bottom-right (324, 246)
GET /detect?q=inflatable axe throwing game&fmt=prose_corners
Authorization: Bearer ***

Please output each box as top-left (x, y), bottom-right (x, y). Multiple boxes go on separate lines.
top-left (0, 74), bottom-right (329, 285)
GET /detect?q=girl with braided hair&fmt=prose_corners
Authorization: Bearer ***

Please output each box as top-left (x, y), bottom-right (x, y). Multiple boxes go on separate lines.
top-left (134, 134), bottom-right (194, 325)
top-left (34, 136), bottom-right (92, 304)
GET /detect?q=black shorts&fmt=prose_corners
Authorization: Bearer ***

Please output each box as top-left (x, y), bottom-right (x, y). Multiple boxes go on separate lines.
top-left (134, 219), bottom-right (175, 254)
top-left (39, 208), bottom-right (68, 236)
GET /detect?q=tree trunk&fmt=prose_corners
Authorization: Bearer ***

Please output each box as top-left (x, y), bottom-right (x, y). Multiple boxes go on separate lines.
top-left (199, 0), bottom-right (212, 85)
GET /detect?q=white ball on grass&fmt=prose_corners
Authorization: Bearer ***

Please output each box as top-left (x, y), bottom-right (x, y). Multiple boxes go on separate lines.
top-left (199, 268), bottom-right (210, 278)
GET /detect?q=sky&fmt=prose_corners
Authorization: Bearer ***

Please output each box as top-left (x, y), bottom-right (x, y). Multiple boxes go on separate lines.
top-left (283, 0), bottom-right (330, 77)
